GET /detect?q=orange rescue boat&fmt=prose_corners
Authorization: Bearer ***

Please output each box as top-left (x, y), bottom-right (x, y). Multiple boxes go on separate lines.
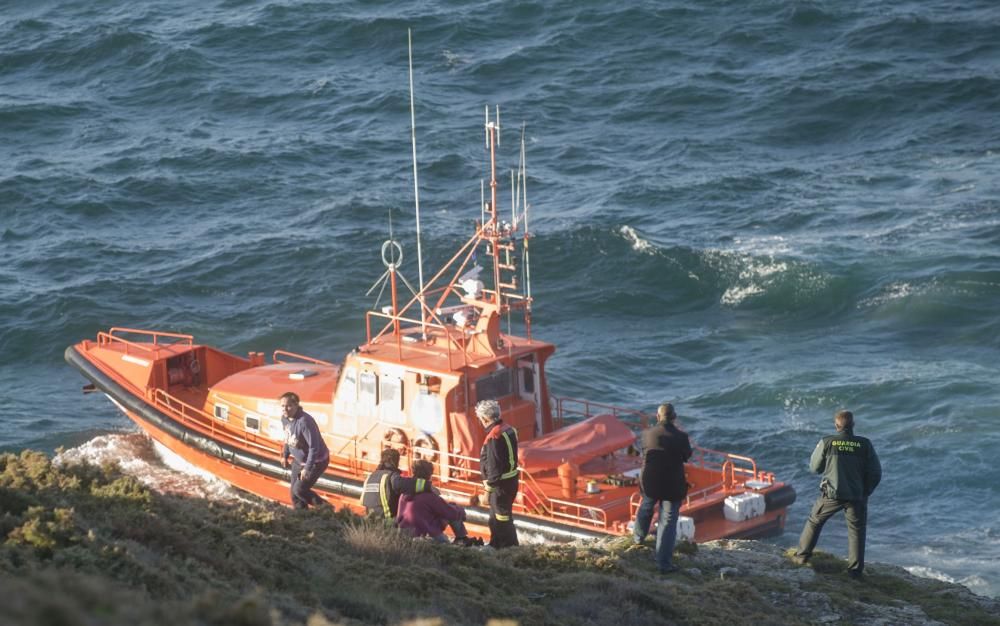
top-left (66, 111), bottom-right (794, 542)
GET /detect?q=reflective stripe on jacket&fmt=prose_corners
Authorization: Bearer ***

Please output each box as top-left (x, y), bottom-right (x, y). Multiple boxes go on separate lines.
top-left (361, 468), bottom-right (427, 518)
top-left (480, 422), bottom-right (519, 485)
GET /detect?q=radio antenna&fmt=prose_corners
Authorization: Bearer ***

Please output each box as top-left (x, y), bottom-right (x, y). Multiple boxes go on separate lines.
top-left (407, 29), bottom-right (427, 336)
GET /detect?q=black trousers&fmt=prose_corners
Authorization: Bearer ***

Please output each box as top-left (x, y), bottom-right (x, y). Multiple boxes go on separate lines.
top-left (290, 458), bottom-right (329, 509)
top-left (796, 495), bottom-right (868, 573)
top-left (488, 478), bottom-right (519, 548)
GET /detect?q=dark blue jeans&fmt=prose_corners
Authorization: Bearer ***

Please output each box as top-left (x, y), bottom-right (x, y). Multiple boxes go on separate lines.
top-left (290, 458), bottom-right (329, 509)
top-left (633, 494), bottom-right (681, 571)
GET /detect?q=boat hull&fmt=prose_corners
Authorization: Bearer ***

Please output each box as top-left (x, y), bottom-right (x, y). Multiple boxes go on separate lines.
top-left (66, 344), bottom-right (615, 542)
top-left (67, 342), bottom-right (792, 543)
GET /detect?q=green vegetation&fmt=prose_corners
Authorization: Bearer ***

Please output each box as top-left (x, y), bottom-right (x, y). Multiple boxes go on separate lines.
top-left (1, 450), bottom-right (996, 625)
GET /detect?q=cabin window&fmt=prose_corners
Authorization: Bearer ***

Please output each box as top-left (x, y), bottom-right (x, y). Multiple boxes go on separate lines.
top-left (214, 404), bottom-right (229, 422)
top-left (341, 368), bottom-right (358, 401)
top-left (380, 377), bottom-right (403, 410)
top-left (359, 371), bottom-right (378, 409)
top-left (521, 367), bottom-right (535, 394)
top-left (475, 367), bottom-right (513, 401)
top-left (379, 376), bottom-right (404, 424)
top-left (245, 415), bottom-right (260, 432)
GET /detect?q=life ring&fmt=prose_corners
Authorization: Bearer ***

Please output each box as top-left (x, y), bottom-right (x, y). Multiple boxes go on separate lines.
top-left (411, 435), bottom-right (439, 464)
top-left (383, 427), bottom-right (408, 448)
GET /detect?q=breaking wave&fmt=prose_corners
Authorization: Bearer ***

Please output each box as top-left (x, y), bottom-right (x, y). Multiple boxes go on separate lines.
top-left (55, 433), bottom-right (246, 503)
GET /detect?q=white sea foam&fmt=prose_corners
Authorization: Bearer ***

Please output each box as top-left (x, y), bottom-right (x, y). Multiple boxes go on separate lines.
top-left (905, 565), bottom-right (957, 585)
top-left (306, 78), bottom-right (331, 94)
top-left (618, 225), bottom-right (658, 255)
top-left (720, 283), bottom-right (765, 305)
top-left (441, 49), bottom-right (466, 68)
top-left (730, 235), bottom-right (792, 257)
top-left (55, 433), bottom-right (246, 503)
top-left (857, 282), bottom-right (915, 308)
top-left (706, 246), bottom-right (793, 307)
top-left (903, 565), bottom-right (995, 597)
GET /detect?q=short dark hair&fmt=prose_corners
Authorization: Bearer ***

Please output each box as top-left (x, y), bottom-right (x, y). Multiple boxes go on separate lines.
top-left (412, 459), bottom-right (434, 480)
top-left (835, 410), bottom-right (854, 431)
top-left (657, 403), bottom-right (677, 422)
top-left (379, 448), bottom-right (400, 469)
top-left (279, 391), bottom-right (300, 404)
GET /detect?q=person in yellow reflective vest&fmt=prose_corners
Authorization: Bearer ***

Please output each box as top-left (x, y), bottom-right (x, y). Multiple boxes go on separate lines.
top-left (477, 399), bottom-right (519, 548)
top-left (361, 448), bottom-right (428, 520)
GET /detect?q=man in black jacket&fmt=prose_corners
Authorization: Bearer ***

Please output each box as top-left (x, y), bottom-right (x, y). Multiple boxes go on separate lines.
top-left (361, 448), bottom-right (429, 520)
top-left (633, 403), bottom-right (692, 574)
top-left (794, 410), bottom-right (882, 579)
top-left (477, 399), bottom-right (519, 548)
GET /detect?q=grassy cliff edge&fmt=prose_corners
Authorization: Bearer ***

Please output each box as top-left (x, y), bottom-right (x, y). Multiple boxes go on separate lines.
top-left (1, 450), bottom-right (997, 626)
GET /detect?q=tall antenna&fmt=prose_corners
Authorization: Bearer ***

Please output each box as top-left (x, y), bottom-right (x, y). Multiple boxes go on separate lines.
top-left (520, 125), bottom-right (533, 311)
top-left (407, 29), bottom-right (427, 335)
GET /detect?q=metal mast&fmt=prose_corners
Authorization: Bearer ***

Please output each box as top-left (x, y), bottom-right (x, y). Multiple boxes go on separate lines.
top-left (408, 29), bottom-right (427, 335)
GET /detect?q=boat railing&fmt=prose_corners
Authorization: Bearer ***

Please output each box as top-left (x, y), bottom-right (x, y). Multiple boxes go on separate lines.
top-left (99, 327), bottom-right (194, 355)
top-left (152, 388), bottom-right (278, 457)
top-left (552, 394), bottom-right (771, 490)
top-left (272, 350), bottom-right (334, 367)
top-left (690, 448), bottom-right (760, 489)
top-left (544, 495), bottom-right (608, 529)
top-left (327, 439), bottom-right (371, 475)
top-left (551, 395), bottom-right (652, 429)
top-left (425, 449), bottom-right (609, 529)
top-left (365, 309), bottom-right (474, 370)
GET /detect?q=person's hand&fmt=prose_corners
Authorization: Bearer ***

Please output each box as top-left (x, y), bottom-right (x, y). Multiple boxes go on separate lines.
top-left (281, 457), bottom-right (289, 469)
top-left (482, 481), bottom-right (494, 493)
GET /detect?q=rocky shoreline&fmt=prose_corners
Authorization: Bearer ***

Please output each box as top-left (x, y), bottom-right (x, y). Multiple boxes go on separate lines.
top-left (1, 449), bottom-right (997, 625)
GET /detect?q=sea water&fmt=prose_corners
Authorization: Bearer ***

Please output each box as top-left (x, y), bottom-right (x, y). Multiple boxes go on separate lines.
top-left (2, 0), bottom-right (998, 597)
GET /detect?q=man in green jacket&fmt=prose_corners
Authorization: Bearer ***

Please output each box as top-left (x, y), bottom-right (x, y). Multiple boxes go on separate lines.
top-left (794, 410), bottom-right (882, 579)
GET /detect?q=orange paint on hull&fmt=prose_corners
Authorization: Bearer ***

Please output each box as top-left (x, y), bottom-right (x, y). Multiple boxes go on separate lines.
top-left (67, 112), bottom-right (795, 543)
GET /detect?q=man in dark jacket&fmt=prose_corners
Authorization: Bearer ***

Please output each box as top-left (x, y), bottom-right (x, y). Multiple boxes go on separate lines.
top-left (279, 391), bottom-right (330, 509)
top-left (794, 410), bottom-right (882, 579)
top-left (361, 448), bottom-right (429, 520)
top-left (477, 399), bottom-right (519, 548)
top-left (633, 403), bottom-right (692, 574)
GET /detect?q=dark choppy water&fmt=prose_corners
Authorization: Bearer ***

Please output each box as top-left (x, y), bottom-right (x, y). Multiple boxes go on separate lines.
top-left (2, 0), bottom-right (999, 597)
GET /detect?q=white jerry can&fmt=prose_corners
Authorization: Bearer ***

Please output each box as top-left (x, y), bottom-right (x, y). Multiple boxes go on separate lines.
top-left (629, 515), bottom-right (696, 541)
top-left (723, 492), bottom-right (766, 522)
top-left (677, 515), bottom-right (696, 542)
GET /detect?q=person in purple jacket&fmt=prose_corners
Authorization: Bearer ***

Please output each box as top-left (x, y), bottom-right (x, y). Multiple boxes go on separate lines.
top-left (396, 460), bottom-right (477, 545)
top-left (279, 391), bottom-right (330, 509)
